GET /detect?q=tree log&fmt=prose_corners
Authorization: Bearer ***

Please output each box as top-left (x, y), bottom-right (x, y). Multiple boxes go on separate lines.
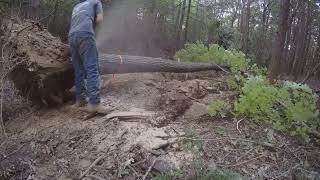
top-left (99, 54), bottom-right (229, 74)
top-left (10, 53), bottom-right (229, 106)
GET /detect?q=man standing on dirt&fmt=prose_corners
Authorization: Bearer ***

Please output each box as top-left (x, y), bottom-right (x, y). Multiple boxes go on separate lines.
top-left (69, 0), bottom-right (104, 112)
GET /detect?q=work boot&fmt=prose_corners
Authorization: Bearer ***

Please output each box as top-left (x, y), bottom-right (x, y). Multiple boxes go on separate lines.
top-left (88, 103), bottom-right (110, 114)
top-left (72, 100), bottom-right (88, 108)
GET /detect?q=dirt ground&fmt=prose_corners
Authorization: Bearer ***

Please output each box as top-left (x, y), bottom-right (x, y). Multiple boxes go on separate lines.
top-left (1, 72), bottom-right (320, 180)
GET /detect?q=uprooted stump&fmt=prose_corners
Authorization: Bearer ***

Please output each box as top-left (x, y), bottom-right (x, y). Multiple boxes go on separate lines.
top-left (6, 21), bottom-right (229, 106)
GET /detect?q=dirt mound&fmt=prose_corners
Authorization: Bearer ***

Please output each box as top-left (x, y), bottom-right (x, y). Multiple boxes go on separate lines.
top-left (156, 79), bottom-right (210, 126)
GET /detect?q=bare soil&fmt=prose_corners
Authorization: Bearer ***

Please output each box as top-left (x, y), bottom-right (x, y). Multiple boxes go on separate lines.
top-left (1, 72), bottom-right (320, 180)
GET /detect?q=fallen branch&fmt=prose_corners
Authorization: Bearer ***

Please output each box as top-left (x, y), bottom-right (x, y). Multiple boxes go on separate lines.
top-left (0, 39), bottom-right (10, 136)
top-left (132, 154), bottom-right (150, 167)
top-left (103, 111), bottom-right (156, 121)
top-left (1, 143), bottom-right (26, 161)
top-left (128, 165), bottom-right (140, 178)
top-left (142, 158), bottom-right (158, 180)
top-left (235, 148), bottom-right (254, 163)
top-left (210, 62), bottom-right (231, 74)
top-left (236, 119), bottom-right (244, 134)
top-left (0, 78), bottom-right (5, 136)
top-left (79, 155), bottom-right (104, 179)
top-left (74, 106), bottom-right (114, 115)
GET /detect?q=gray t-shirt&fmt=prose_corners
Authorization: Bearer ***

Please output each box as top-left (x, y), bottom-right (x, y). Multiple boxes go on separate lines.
top-left (69, 0), bottom-right (103, 36)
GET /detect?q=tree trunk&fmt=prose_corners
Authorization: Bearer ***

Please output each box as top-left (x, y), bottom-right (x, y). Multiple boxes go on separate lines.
top-left (184, 0), bottom-right (192, 45)
top-left (49, 1), bottom-right (60, 33)
top-left (240, 0), bottom-right (251, 55)
top-left (176, 0), bottom-right (187, 50)
top-left (175, 0), bottom-right (182, 36)
top-left (195, 0), bottom-right (200, 40)
top-left (283, 4), bottom-right (297, 74)
top-left (302, 2), bottom-right (312, 77)
top-left (230, 0), bottom-right (241, 29)
top-left (290, 1), bottom-right (307, 78)
top-left (269, 0), bottom-right (290, 80)
top-left (99, 54), bottom-right (228, 75)
top-left (255, 0), bottom-right (269, 66)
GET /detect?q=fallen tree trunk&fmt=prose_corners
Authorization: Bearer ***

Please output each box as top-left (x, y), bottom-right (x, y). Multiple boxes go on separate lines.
top-left (99, 54), bottom-right (228, 74)
top-left (5, 21), bottom-right (229, 106)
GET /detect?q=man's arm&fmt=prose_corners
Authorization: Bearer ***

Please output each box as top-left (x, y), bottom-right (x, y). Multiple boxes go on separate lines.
top-left (96, 13), bottom-right (103, 24)
top-left (95, 0), bottom-right (103, 24)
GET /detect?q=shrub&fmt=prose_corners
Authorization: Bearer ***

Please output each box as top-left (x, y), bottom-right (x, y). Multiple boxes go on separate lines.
top-left (235, 76), bottom-right (319, 142)
top-left (175, 42), bottom-right (250, 74)
top-left (175, 42), bottom-right (319, 142)
top-left (235, 76), bottom-right (279, 121)
top-left (227, 79), bottom-right (240, 90)
top-left (175, 41), bottom-right (209, 63)
top-left (208, 100), bottom-right (231, 118)
top-left (225, 49), bottom-right (249, 73)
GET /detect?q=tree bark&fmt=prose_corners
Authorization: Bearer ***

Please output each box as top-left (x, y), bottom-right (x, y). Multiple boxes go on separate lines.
top-left (176, 0), bottom-right (187, 50)
top-left (240, 0), bottom-right (251, 55)
top-left (255, 0), bottom-right (270, 66)
top-left (290, 0), bottom-right (307, 78)
top-left (99, 54), bottom-right (229, 75)
top-left (184, 0), bottom-right (192, 45)
top-left (283, 4), bottom-right (298, 74)
top-left (269, 0), bottom-right (290, 80)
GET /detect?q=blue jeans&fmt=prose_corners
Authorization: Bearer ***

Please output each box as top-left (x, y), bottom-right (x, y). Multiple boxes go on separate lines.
top-left (69, 32), bottom-right (100, 105)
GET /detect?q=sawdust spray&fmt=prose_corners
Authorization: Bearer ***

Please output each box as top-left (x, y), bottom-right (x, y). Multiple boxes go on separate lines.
top-left (96, 1), bottom-right (141, 53)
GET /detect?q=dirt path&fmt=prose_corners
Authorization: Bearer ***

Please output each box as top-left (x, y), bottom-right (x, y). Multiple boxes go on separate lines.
top-left (1, 72), bottom-right (320, 180)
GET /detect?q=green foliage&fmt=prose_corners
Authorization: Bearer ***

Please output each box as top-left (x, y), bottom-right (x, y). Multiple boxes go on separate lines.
top-left (249, 64), bottom-right (267, 76)
top-left (235, 76), bottom-right (279, 121)
top-left (175, 42), bottom-right (250, 74)
top-left (208, 100), bottom-right (231, 118)
top-left (225, 49), bottom-right (250, 73)
top-left (227, 79), bottom-right (240, 90)
top-left (204, 44), bottom-right (229, 65)
top-left (175, 42), bottom-right (209, 63)
top-left (235, 76), bottom-right (319, 142)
